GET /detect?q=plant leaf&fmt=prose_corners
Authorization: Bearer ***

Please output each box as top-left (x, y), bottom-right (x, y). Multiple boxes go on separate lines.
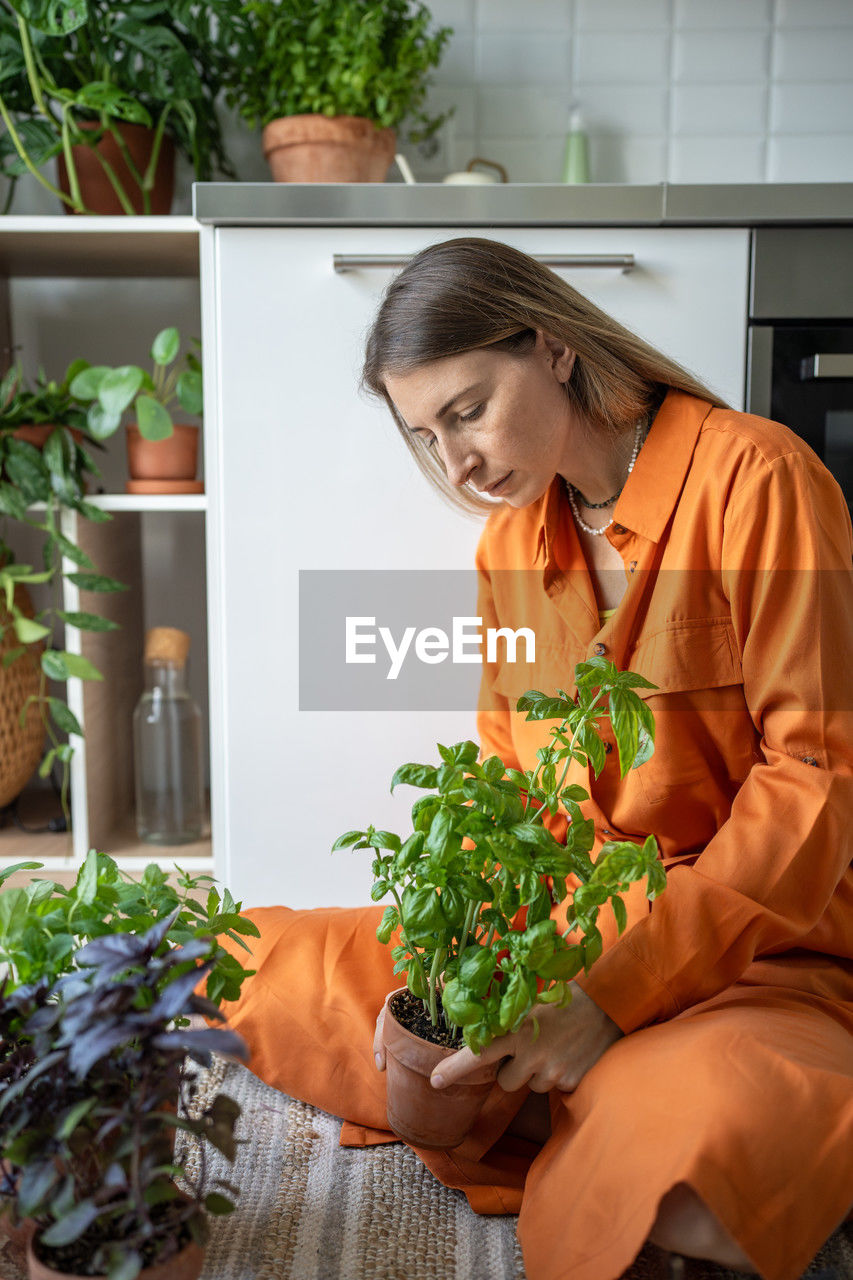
top-left (40, 1199), bottom-right (100, 1247)
top-left (135, 395), bottom-right (173, 441)
top-left (66, 572), bottom-right (128, 593)
top-left (177, 369), bottom-right (203, 415)
top-left (58, 610), bottom-right (120, 632)
top-left (151, 327), bottom-right (180, 366)
top-left (97, 366), bottom-right (144, 416)
top-left (13, 615), bottom-right (50, 644)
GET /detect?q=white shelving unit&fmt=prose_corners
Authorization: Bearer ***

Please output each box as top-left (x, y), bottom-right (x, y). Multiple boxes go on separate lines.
top-left (0, 218), bottom-right (213, 875)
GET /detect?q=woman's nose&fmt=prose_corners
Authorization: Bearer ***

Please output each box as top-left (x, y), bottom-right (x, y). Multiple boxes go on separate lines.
top-left (442, 440), bottom-right (480, 488)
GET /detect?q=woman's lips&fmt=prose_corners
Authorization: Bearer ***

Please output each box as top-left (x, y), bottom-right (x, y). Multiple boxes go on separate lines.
top-left (486, 471), bottom-right (513, 496)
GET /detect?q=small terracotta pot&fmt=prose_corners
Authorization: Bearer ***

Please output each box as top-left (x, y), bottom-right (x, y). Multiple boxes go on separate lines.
top-left (126, 423), bottom-right (198, 483)
top-left (57, 122), bottom-right (175, 215)
top-left (262, 114), bottom-right (396, 183)
top-left (0, 1203), bottom-right (35, 1277)
top-left (27, 1234), bottom-right (204, 1280)
top-left (381, 988), bottom-right (497, 1149)
top-left (11, 425), bottom-right (84, 448)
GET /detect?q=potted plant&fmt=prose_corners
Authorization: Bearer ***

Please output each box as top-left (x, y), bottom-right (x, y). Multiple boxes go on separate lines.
top-left (222, 0), bottom-right (453, 183)
top-left (0, 361), bottom-right (119, 820)
top-left (0, 911), bottom-right (247, 1280)
top-left (333, 658), bottom-right (667, 1149)
top-left (70, 327), bottom-right (203, 495)
top-left (0, 855), bottom-right (259, 1274)
top-left (0, 848), bottom-right (260, 1001)
top-left (0, 0), bottom-right (247, 215)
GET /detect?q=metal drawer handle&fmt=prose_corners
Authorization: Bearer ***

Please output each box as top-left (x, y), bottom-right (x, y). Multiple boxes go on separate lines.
top-left (333, 252), bottom-right (635, 274)
top-left (800, 354), bottom-right (853, 380)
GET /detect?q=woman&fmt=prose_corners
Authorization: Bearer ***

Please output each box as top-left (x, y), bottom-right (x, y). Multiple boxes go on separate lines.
top-left (219, 239), bottom-right (853, 1280)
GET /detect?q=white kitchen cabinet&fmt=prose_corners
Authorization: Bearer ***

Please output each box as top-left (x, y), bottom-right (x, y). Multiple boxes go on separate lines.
top-left (202, 224), bottom-right (749, 910)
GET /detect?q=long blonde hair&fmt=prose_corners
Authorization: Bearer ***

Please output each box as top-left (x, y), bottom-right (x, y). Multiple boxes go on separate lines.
top-left (361, 236), bottom-right (730, 515)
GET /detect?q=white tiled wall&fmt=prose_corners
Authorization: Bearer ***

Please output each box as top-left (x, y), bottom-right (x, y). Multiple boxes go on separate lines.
top-left (412, 0), bottom-right (853, 184)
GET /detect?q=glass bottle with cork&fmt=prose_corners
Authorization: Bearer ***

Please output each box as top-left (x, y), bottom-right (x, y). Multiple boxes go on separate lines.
top-left (133, 626), bottom-right (204, 845)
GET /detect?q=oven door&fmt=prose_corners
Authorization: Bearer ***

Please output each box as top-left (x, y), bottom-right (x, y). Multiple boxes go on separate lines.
top-left (749, 323), bottom-right (853, 514)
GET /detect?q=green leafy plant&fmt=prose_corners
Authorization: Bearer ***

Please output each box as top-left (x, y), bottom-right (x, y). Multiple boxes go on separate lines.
top-left (223, 0), bottom-right (453, 143)
top-left (0, 849), bottom-right (260, 1006)
top-left (70, 327), bottom-right (202, 444)
top-left (0, 913), bottom-right (247, 1280)
top-left (334, 659), bottom-right (667, 1053)
top-left (0, 0), bottom-right (248, 214)
top-left (0, 360), bottom-right (120, 816)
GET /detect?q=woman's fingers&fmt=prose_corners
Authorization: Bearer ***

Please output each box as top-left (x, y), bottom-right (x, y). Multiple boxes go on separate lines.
top-left (429, 988), bottom-right (624, 1094)
top-left (430, 1040), bottom-right (507, 1089)
top-left (374, 1006), bottom-right (386, 1071)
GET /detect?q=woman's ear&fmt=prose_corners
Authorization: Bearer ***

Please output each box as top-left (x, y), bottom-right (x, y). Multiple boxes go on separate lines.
top-left (536, 329), bottom-right (576, 383)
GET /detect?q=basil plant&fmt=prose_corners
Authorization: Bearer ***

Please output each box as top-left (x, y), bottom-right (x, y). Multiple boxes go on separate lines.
top-left (334, 658), bottom-right (667, 1053)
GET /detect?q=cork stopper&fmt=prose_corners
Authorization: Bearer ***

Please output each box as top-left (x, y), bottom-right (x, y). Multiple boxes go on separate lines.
top-left (144, 627), bottom-right (190, 667)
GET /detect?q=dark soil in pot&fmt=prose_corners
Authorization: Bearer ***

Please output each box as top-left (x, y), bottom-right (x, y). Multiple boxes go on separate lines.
top-left (29, 1199), bottom-right (200, 1279)
top-left (388, 989), bottom-right (464, 1049)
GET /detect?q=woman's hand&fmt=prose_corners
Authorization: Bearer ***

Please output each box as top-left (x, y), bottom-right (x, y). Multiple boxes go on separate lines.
top-left (429, 983), bottom-right (623, 1094)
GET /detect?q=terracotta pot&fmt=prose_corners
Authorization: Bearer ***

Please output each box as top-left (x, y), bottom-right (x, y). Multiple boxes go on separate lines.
top-left (27, 1234), bottom-right (203, 1280)
top-left (56, 122), bottom-right (175, 215)
top-left (0, 1168), bottom-right (35, 1271)
top-left (262, 114), bottom-right (396, 183)
top-left (125, 423), bottom-right (198, 483)
top-left (381, 988), bottom-right (497, 1149)
top-left (11, 425), bottom-right (84, 448)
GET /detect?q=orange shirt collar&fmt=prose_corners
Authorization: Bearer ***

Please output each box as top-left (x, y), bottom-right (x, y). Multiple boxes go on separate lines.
top-left (534, 388), bottom-right (712, 563)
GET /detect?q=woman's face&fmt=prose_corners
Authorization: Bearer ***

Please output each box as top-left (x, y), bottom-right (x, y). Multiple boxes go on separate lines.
top-left (383, 330), bottom-right (578, 509)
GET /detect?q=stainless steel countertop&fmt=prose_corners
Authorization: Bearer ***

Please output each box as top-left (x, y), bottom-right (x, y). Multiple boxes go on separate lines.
top-left (192, 182), bottom-right (853, 227)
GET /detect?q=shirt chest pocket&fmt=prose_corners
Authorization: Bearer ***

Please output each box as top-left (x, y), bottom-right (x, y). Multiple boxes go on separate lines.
top-left (627, 620), bottom-right (753, 805)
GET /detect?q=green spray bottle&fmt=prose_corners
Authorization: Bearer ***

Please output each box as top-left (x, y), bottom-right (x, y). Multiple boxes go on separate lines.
top-left (562, 104), bottom-right (590, 184)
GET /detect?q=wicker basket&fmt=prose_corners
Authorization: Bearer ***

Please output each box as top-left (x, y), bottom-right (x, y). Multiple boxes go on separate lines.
top-left (0, 585), bottom-right (46, 810)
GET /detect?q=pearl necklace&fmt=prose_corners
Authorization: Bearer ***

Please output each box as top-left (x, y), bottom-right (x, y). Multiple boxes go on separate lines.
top-left (566, 418), bottom-right (647, 537)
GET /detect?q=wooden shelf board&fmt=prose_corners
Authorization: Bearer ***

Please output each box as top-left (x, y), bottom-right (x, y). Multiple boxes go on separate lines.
top-left (0, 217), bottom-right (199, 278)
top-left (0, 789), bottom-right (72, 864)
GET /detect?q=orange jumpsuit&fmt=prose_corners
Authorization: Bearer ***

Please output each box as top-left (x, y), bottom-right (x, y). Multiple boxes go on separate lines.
top-left (217, 391), bottom-right (853, 1280)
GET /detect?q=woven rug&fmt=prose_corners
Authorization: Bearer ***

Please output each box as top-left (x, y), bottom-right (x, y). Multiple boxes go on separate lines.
top-left (2, 1058), bottom-right (850, 1279)
top-left (179, 1058), bottom-right (852, 1280)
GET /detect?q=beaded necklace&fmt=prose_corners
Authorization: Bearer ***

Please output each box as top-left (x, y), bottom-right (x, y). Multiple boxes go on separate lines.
top-left (565, 417), bottom-right (647, 537)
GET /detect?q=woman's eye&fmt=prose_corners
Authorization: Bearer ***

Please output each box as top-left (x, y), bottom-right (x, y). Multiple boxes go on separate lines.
top-left (459, 404), bottom-right (483, 423)
top-left (423, 435), bottom-right (437, 449)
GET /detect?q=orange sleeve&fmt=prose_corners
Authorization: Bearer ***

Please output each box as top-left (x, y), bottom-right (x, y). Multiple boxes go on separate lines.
top-left (576, 450), bottom-right (853, 1032)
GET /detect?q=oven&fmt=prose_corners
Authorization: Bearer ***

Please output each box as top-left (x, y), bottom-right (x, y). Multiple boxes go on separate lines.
top-left (747, 227), bottom-right (853, 516)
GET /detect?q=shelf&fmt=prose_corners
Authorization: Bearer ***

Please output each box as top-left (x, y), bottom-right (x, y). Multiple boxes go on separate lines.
top-left (89, 494), bottom-right (208, 513)
top-left (89, 811), bottom-right (213, 869)
top-left (30, 494), bottom-right (207, 514)
top-left (0, 789), bottom-right (213, 876)
top-left (0, 216), bottom-right (199, 278)
top-left (0, 788), bottom-right (73, 864)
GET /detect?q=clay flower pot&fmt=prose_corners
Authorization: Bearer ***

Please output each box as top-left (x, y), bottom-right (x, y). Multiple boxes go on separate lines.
top-left (27, 1234), bottom-right (204, 1280)
top-left (0, 1190), bottom-right (35, 1274)
top-left (125, 423), bottom-right (203, 495)
top-left (262, 114), bottom-right (396, 183)
top-left (11, 425), bottom-right (84, 448)
top-left (57, 122), bottom-right (175, 216)
top-left (381, 988), bottom-right (497, 1149)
